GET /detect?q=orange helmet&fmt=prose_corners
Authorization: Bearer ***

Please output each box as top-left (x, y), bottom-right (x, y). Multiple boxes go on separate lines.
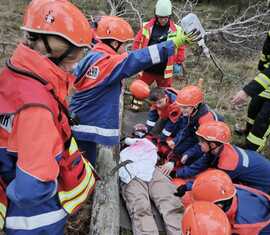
top-left (196, 121), bottom-right (231, 144)
top-left (182, 201), bottom-right (231, 235)
top-left (176, 85), bottom-right (203, 107)
top-left (130, 80), bottom-right (150, 100)
top-left (192, 169), bottom-right (236, 203)
top-left (95, 16), bottom-right (134, 42)
top-left (21, 0), bottom-right (92, 47)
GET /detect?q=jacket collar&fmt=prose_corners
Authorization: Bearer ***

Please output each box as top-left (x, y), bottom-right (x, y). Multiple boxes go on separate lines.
top-left (93, 42), bottom-right (118, 55)
top-left (10, 43), bottom-right (75, 104)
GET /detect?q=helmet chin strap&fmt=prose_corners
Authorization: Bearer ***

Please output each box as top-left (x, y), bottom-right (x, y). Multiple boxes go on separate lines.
top-left (41, 35), bottom-right (75, 65)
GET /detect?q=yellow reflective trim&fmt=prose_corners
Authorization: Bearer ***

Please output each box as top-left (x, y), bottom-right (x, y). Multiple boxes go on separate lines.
top-left (259, 90), bottom-right (270, 99)
top-left (255, 73), bottom-right (270, 89)
top-left (265, 63), bottom-right (270, 69)
top-left (246, 117), bottom-right (254, 125)
top-left (69, 137), bottom-right (79, 155)
top-left (166, 65), bottom-right (173, 70)
top-left (260, 53), bottom-right (266, 62)
top-left (59, 158), bottom-right (95, 202)
top-left (0, 203), bottom-right (6, 217)
top-left (0, 216), bottom-right (4, 230)
top-left (247, 132), bottom-right (265, 147)
top-left (62, 175), bottom-right (95, 214)
top-left (164, 73), bottom-right (173, 79)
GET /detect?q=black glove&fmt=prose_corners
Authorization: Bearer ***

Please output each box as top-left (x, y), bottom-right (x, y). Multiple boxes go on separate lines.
top-left (174, 184), bottom-right (188, 197)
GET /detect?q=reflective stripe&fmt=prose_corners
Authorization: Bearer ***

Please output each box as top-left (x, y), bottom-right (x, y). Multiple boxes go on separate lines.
top-left (246, 117), bottom-right (254, 125)
top-left (166, 65), bottom-right (173, 70)
top-left (164, 72), bottom-right (173, 79)
top-left (255, 73), bottom-right (270, 89)
top-left (0, 203), bottom-right (6, 218)
top-left (247, 132), bottom-right (265, 149)
top-left (148, 45), bottom-right (161, 64)
top-left (162, 129), bottom-right (171, 136)
top-left (59, 158), bottom-right (94, 203)
top-left (236, 147), bottom-right (249, 168)
top-left (259, 90), bottom-right (270, 99)
top-left (72, 125), bottom-right (119, 137)
top-left (69, 137), bottom-right (79, 155)
top-left (260, 53), bottom-right (267, 62)
top-left (211, 111), bottom-right (219, 121)
top-left (5, 209), bottom-right (67, 230)
top-left (146, 120), bottom-right (156, 127)
top-left (63, 172), bottom-right (95, 213)
top-left (0, 214), bottom-right (3, 229)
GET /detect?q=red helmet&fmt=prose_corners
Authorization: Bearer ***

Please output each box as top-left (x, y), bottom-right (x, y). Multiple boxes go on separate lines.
top-left (96, 16), bottom-right (134, 42)
top-left (133, 123), bottom-right (148, 138)
top-left (176, 85), bottom-right (203, 107)
top-left (192, 169), bottom-right (236, 203)
top-left (182, 201), bottom-right (231, 235)
top-left (21, 0), bottom-right (92, 47)
top-left (130, 80), bottom-right (150, 100)
top-left (196, 121), bottom-right (231, 144)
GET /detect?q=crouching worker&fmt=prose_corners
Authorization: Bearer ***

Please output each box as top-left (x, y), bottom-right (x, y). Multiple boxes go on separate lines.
top-left (191, 170), bottom-right (270, 235)
top-left (146, 87), bottom-right (181, 140)
top-left (0, 1), bottom-right (95, 234)
top-left (182, 201), bottom-right (232, 235)
top-left (159, 85), bottom-right (223, 176)
top-left (176, 121), bottom-right (270, 195)
top-left (120, 124), bottom-right (183, 235)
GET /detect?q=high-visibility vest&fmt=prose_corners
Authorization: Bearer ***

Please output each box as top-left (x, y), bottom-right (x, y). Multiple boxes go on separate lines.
top-left (0, 46), bottom-right (96, 215)
top-left (138, 18), bottom-right (182, 79)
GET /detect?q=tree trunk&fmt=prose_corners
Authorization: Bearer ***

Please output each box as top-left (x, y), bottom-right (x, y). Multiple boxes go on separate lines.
top-left (89, 89), bottom-right (124, 235)
top-left (89, 146), bottom-right (120, 235)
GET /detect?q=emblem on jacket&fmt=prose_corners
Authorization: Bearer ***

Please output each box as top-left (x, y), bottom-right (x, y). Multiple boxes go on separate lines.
top-left (0, 114), bottom-right (14, 133)
top-left (86, 66), bottom-right (100, 80)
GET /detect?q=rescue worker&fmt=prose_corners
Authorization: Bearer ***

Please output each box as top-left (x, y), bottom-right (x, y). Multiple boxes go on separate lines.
top-left (120, 124), bottom-right (183, 235)
top-left (130, 0), bottom-right (186, 111)
top-left (146, 87), bottom-right (181, 140)
top-left (191, 169), bottom-right (270, 235)
top-left (159, 85), bottom-right (223, 176)
top-left (182, 201), bottom-right (232, 235)
top-left (69, 15), bottom-right (200, 165)
top-left (232, 31), bottom-right (270, 152)
top-left (176, 121), bottom-right (270, 195)
top-left (0, 1), bottom-right (96, 234)
top-left (132, 0), bottom-right (185, 87)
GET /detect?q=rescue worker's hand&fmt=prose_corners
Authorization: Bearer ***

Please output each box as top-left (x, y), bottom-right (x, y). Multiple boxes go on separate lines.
top-left (159, 162), bottom-right (175, 176)
top-left (168, 28), bottom-right (202, 48)
top-left (181, 154), bottom-right (189, 164)
top-left (231, 90), bottom-right (249, 106)
top-left (174, 184), bottom-right (188, 197)
top-left (167, 139), bottom-right (175, 149)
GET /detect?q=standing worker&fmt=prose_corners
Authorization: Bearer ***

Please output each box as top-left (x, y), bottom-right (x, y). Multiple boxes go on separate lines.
top-left (0, 1), bottom-right (96, 234)
top-left (70, 15), bottom-right (200, 165)
top-left (232, 31), bottom-right (270, 152)
top-left (130, 0), bottom-right (186, 111)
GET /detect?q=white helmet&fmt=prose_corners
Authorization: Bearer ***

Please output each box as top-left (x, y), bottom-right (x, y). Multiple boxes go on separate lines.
top-left (155, 0), bottom-right (172, 17)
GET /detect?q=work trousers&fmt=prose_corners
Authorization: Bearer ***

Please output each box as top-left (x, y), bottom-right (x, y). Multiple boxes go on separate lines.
top-left (246, 96), bottom-right (270, 152)
top-left (121, 168), bottom-right (183, 235)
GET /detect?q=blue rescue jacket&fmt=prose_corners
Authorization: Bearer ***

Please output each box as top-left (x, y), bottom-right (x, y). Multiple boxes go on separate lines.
top-left (177, 144), bottom-right (270, 194)
top-left (70, 41), bottom-right (175, 145)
